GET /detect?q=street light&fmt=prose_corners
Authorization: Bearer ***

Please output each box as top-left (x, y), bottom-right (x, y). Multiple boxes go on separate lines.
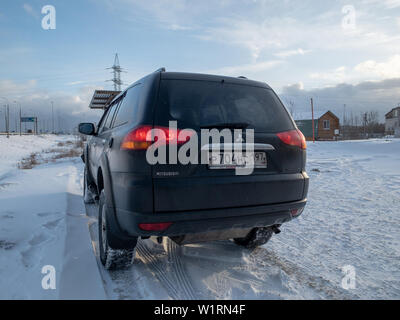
top-left (14, 100), bottom-right (22, 136)
top-left (1, 97), bottom-right (9, 138)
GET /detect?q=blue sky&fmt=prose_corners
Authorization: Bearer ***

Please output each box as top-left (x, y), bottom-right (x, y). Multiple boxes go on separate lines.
top-left (1, 0), bottom-right (400, 130)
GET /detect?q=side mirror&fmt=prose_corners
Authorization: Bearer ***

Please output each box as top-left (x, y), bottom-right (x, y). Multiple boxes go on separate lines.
top-left (78, 123), bottom-right (96, 135)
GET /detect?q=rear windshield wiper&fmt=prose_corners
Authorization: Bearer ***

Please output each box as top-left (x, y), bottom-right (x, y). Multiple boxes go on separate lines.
top-left (200, 122), bottom-right (249, 129)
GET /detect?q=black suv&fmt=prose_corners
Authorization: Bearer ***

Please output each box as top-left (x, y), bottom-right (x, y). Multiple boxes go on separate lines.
top-left (79, 69), bottom-right (309, 269)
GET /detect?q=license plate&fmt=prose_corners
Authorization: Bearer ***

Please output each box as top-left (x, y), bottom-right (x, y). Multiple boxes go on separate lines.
top-left (208, 152), bottom-right (267, 169)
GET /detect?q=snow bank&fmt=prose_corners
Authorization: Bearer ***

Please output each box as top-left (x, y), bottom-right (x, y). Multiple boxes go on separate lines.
top-left (0, 135), bottom-right (71, 180)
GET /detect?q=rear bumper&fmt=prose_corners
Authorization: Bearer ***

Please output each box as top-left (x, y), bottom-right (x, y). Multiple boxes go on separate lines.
top-left (113, 198), bottom-right (307, 238)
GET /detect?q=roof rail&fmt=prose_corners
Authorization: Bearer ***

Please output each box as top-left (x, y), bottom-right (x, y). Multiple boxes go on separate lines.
top-left (155, 67), bottom-right (166, 73)
top-left (237, 76), bottom-right (247, 79)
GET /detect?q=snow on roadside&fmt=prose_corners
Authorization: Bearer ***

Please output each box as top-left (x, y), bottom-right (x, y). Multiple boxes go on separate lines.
top-left (0, 135), bottom-right (72, 180)
top-left (58, 164), bottom-right (106, 299)
top-left (0, 161), bottom-right (71, 298)
top-left (0, 134), bottom-right (106, 299)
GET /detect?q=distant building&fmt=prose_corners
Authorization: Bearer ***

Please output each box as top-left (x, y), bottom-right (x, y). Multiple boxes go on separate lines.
top-left (385, 106), bottom-right (400, 137)
top-left (294, 111), bottom-right (340, 141)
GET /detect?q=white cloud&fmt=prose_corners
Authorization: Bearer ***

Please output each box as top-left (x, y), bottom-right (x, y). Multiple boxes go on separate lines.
top-left (201, 17), bottom-right (290, 60)
top-left (310, 66), bottom-right (348, 82)
top-left (22, 3), bottom-right (38, 19)
top-left (0, 79), bottom-right (37, 97)
top-left (362, 0), bottom-right (400, 9)
top-left (208, 60), bottom-right (284, 77)
top-left (103, 0), bottom-right (400, 65)
top-left (275, 48), bottom-right (311, 58)
top-left (384, 0), bottom-right (400, 8)
top-left (354, 55), bottom-right (400, 79)
top-left (167, 24), bottom-right (192, 31)
top-left (66, 81), bottom-right (86, 86)
top-left (0, 80), bottom-right (103, 131)
top-left (310, 55), bottom-right (400, 84)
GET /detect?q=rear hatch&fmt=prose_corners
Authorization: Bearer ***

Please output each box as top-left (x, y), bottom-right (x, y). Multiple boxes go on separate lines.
top-left (152, 75), bottom-right (305, 212)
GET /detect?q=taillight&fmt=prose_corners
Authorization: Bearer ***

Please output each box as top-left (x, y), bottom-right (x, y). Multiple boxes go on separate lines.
top-left (121, 125), bottom-right (153, 150)
top-left (138, 222), bottom-right (172, 231)
top-left (290, 207), bottom-right (304, 217)
top-left (277, 129), bottom-right (307, 149)
top-left (121, 125), bottom-right (194, 150)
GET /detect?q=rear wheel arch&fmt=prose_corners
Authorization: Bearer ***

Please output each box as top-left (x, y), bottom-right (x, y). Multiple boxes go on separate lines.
top-left (97, 157), bottom-right (131, 240)
top-left (98, 189), bottom-right (137, 267)
top-left (98, 155), bottom-right (114, 207)
top-left (84, 146), bottom-right (95, 183)
top-left (97, 167), bottom-right (104, 194)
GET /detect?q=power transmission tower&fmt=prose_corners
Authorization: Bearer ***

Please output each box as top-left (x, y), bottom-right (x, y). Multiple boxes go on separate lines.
top-left (107, 53), bottom-right (125, 91)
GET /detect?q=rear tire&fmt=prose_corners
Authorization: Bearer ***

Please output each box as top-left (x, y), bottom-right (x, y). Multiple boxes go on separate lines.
top-left (233, 227), bottom-right (274, 249)
top-left (98, 190), bottom-right (136, 270)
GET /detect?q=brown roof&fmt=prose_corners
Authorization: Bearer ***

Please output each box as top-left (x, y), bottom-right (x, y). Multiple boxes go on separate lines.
top-left (321, 111), bottom-right (340, 121)
top-left (385, 106), bottom-right (400, 118)
top-left (294, 110), bottom-right (339, 121)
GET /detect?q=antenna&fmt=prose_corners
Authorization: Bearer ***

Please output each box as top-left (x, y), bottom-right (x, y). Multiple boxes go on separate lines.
top-left (107, 53), bottom-right (126, 91)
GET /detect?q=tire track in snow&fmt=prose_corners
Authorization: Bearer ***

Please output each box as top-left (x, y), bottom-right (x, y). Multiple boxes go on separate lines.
top-left (164, 238), bottom-right (197, 300)
top-left (135, 241), bottom-right (182, 300)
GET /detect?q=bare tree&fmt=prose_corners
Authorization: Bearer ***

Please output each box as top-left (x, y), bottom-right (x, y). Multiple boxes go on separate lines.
top-left (281, 97), bottom-right (296, 117)
top-left (287, 100), bottom-right (296, 117)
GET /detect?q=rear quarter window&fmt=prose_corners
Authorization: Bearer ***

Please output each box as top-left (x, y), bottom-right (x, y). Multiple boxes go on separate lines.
top-left (113, 84), bottom-right (141, 128)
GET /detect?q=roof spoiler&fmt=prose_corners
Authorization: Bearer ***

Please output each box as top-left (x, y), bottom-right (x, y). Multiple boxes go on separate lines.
top-left (154, 67), bottom-right (166, 73)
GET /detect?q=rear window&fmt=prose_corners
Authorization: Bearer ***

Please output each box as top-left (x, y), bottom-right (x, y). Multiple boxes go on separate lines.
top-left (157, 79), bottom-right (294, 132)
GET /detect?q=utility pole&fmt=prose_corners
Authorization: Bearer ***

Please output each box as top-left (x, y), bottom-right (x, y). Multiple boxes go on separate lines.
top-left (3, 106), bottom-right (6, 136)
top-left (6, 104), bottom-right (9, 138)
top-left (311, 98), bottom-right (315, 143)
top-left (1, 97), bottom-right (9, 138)
top-left (363, 112), bottom-right (367, 138)
top-left (343, 104), bottom-right (346, 140)
top-left (57, 109), bottom-right (60, 134)
top-left (13, 101), bottom-right (18, 135)
top-left (51, 101), bottom-right (54, 134)
top-left (19, 106), bottom-right (22, 136)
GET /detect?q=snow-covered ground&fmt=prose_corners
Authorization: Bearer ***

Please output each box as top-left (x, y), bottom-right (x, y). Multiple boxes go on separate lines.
top-left (0, 135), bottom-right (65, 180)
top-left (0, 135), bottom-right (399, 299)
top-left (269, 139), bottom-right (400, 299)
top-left (0, 135), bottom-right (104, 299)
